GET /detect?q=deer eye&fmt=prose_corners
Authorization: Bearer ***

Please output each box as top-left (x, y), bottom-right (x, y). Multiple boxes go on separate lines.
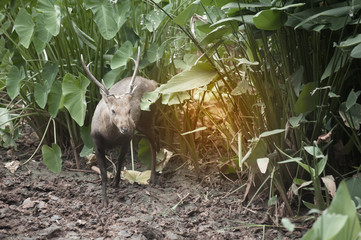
top-left (111, 109), bottom-right (116, 114)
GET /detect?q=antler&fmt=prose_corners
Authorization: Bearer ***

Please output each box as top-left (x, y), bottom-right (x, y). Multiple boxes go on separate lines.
top-left (127, 47), bottom-right (141, 94)
top-left (81, 54), bottom-right (109, 95)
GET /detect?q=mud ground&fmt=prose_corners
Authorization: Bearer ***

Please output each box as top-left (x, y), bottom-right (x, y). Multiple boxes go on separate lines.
top-left (0, 134), bottom-right (309, 239)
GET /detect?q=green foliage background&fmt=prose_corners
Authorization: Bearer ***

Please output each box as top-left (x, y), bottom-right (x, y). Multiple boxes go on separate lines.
top-left (1, 0), bottom-right (361, 232)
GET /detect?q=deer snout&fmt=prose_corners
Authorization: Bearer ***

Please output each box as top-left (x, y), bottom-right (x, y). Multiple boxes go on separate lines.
top-left (120, 127), bottom-right (129, 134)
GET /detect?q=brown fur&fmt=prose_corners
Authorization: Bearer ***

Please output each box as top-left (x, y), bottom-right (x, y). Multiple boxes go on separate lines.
top-left (91, 76), bottom-right (158, 207)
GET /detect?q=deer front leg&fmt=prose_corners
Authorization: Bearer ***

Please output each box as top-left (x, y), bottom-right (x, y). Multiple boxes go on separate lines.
top-left (150, 140), bottom-right (157, 184)
top-left (95, 147), bottom-right (109, 207)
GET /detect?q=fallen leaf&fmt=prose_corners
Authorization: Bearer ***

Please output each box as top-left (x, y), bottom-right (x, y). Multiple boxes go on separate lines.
top-left (321, 175), bottom-right (336, 198)
top-left (156, 148), bottom-right (174, 173)
top-left (23, 197), bottom-right (36, 209)
top-left (91, 166), bottom-right (112, 179)
top-left (122, 170), bottom-right (151, 185)
top-left (5, 160), bottom-right (20, 174)
top-left (85, 153), bottom-right (96, 167)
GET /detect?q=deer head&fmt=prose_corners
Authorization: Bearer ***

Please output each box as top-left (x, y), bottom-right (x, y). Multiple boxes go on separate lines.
top-left (81, 47), bottom-right (141, 136)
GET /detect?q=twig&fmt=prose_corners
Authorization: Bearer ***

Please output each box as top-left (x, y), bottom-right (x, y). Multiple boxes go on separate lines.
top-left (94, 208), bottom-right (105, 226)
top-left (22, 117), bottom-right (52, 165)
top-left (67, 168), bottom-right (94, 173)
top-left (91, 166), bottom-right (113, 179)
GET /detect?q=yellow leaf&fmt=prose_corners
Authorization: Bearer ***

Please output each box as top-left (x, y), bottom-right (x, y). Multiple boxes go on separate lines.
top-left (122, 170), bottom-right (151, 185)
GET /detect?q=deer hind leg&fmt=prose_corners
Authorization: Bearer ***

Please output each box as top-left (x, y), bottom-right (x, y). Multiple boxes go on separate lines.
top-left (113, 141), bottom-right (130, 187)
top-left (137, 114), bottom-right (158, 184)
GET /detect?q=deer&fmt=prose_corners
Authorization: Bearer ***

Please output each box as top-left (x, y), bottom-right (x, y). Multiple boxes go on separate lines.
top-left (81, 48), bottom-right (158, 207)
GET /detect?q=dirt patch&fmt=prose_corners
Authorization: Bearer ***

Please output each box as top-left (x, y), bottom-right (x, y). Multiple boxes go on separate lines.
top-left (0, 137), bottom-right (308, 239)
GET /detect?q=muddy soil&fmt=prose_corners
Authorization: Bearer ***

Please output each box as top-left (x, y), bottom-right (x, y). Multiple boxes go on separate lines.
top-left (0, 135), bottom-right (308, 239)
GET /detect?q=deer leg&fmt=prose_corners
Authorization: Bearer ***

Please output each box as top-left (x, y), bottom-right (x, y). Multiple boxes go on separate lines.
top-left (95, 147), bottom-right (109, 207)
top-left (137, 109), bottom-right (159, 184)
top-left (149, 140), bottom-right (157, 184)
top-left (113, 141), bottom-right (130, 187)
top-left (138, 126), bottom-right (158, 184)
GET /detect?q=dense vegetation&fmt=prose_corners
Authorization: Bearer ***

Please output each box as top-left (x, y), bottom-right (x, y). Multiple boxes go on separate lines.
top-left (1, 0), bottom-right (361, 237)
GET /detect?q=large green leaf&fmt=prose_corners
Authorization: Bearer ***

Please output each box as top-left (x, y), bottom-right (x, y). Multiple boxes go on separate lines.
top-left (111, 41), bottom-right (133, 69)
top-left (302, 213), bottom-right (348, 240)
top-left (34, 62), bottom-right (59, 109)
top-left (293, 82), bottom-right (319, 114)
top-left (140, 91), bottom-right (160, 111)
top-left (6, 65), bottom-right (25, 100)
top-left (42, 143), bottom-right (62, 173)
top-left (161, 92), bottom-right (191, 105)
top-left (62, 73), bottom-right (90, 126)
top-left (295, 4), bottom-right (361, 30)
top-left (173, 1), bottom-right (202, 25)
top-left (213, 15), bottom-right (254, 26)
top-left (37, 0), bottom-right (61, 36)
top-left (328, 181), bottom-right (361, 239)
top-left (231, 79), bottom-right (249, 95)
top-left (47, 80), bottom-right (63, 118)
top-left (114, 0), bottom-right (130, 29)
top-left (33, 13), bottom-right (53, 53)
top-left (84, 0), bottom-right (120, 40)
top-left (241, 138), bottom-right (268, 169)
top-left (173, 54), bottom-right (198, 71)
top-left (271, 3), bottom-right (305, 11)
top-left (253, 10), bottom-right (287, 31)
top-left (0, 108), bottom-right (13, 132)
top-left (80, 125), bottom-right (93, 157)
top-left (304, 145), bottom-right (324, 159)
top-left (0, 108), bottom-right (17, 148)
top-left (296, 160), bottom-right (316, 177)
top-left (321, 51), bottom-right (348, 81)
top-left (199, 25), bottom-right (231, 46)
top-left (221, 2), bottom-right (271, 10)
top-left (34, 83), bottom-right (48, 109)
top-left (351, 43), bottom-right (361, 58)
top-left (345, 175), bottom-right (361, 203)
top-left (103, 67), bottom-right (124, 88)
top-left (339, 102), bottom-right (361, 130)
top-left (259, 129), bottom-right (285, 138)
top-left (157, 62), bottom-right (217, 94)
top-left (290, 66), bottom-right (304, 97)
top-left (145, 9), bottom-right (165, 32)
top-left (14, 8), bottom-right (35, 48)
top-left (146, 42), bottom-right (166, 64)
top-left (339, 33), bottom-right (361, 48)
top-left (303, 181), bottom-right (361, 240)
top-left (345, 89), bottom-right (361, 111)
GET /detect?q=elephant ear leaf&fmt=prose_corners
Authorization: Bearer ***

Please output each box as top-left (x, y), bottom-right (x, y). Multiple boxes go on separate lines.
top-left (84, 0), bottom-right (123, 40)
top-left (157, 63), bottom-right (217, 94)
top-left (14, 8), bottom-right (35, 48)
top-left (253, 10), bottom-right (287, 31)
top-left (37, 0), bottom-right (61, 36)
top-left (34, 62), bottom-right (59, 109)
top-left (62, 73), bottom-right (90, 126)
top-left (42, 143), bottom-right (62, 173)
top-left (6, 65), bottom-right (25, 100)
